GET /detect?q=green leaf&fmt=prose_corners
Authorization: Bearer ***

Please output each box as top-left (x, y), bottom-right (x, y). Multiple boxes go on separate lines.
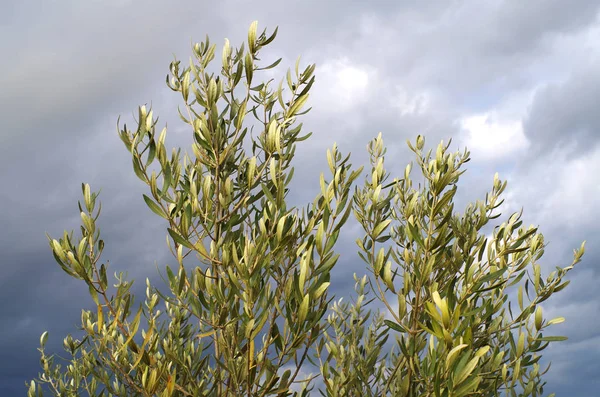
top-left (547, 317), bottom-right (565, 326)
top-left (178, 267), bottom-right (186, 295)
top-left (99, 263), bottom-right (108, 290)
top-left (478, 267), bottom-right (507, 285)
top-left (146, 139), bottom-right (156, 166)
top-left (248, 20), bottom-right (258, 52)
top-left (165, 265), bottom-right (175, 288)
top-left (298, 75), bottom-right (316, 97)
top-left (312, 281), bottom-right (330, 300)
top-left (132, 156), bottom-right (146, 181)
top-left (261, 26), bottom-right (278, 46)
top-left (332, 199), bottom-right (353, 234)
top-left (433, 185), bottom-right (457, 215)
top-left (454, 356), bottom-right (479, 386)
top-left (245, 53), bottom-right (253, 85)
top-left (323, 229), bottom-right (340, 254)
top-left (536, 336), bottom-right (568, 342)
top-left (315, 253), bottom-right (339, 276)
top-left (288, 93), bottom-right (309, 116)
top-left (454, 374), bottom-right (481, 397)
top-left (507, 269), bottom-right (527, 287)
top-left (298, 294), bottom-right (310, 324)
top-left (40, 331), bottom-right (49, 348)
top-left (535, 306), bottom-right (543, 331)
top-left (407, 221), bottom-right (425, 249)
top-left (120, 308), bottom-right (142, 353)
top-left (517, 331), bottom-right (525, 357)
top-left (382, 260), bottom-right (395, 292)
top-left (257, 57), bottom-right (282, 71)
top-left (143, 194), bottom-right (168, 220)
top-left (384, 320), bottom-right (406, 333)
top-left (167, 228), bottom-right (194, 250)
top-left (88, 284), bottom-right (99, 305)
top-left (373, 219), bottom-right (392, 239)
top-left (446, 344), bottom-right (468, 371)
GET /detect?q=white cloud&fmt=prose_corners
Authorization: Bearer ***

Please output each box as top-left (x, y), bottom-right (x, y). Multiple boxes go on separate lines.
top-left (312, 57), bottom-right (372, 112)
top-left (458, 112), bottom-right (530, 161)
top-left (389, 86), bottom-right (430, 116)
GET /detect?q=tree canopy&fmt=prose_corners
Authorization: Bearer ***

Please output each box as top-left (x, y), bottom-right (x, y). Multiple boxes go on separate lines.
top-left (30, 22), bottom-right (585, 397)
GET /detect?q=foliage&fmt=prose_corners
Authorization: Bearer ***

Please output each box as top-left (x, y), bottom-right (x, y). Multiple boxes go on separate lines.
top-left (29, 22), bottom-right (585, 397)
top-left (318, 134), bottom-right (585, 397)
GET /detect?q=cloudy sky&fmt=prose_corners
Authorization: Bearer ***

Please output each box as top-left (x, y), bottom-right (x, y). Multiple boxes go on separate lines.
top-left (1, 0), bottom-right (599, 395)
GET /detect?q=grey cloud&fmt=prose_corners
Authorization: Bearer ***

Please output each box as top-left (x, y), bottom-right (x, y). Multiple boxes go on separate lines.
top-left (472, 0), bottom-right (600, 55)
top-left (0, 0), bottom-right (226, 155)
top-left (343, 1), bottom-right (600, 109)
top-left (524, 62), bottom-right (600, 155)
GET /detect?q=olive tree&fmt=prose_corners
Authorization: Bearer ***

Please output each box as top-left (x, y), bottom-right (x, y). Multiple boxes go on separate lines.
top-left (29, 22), bottom-right (585, 397)
top-left (317, 134), bottom-right (585, 397)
